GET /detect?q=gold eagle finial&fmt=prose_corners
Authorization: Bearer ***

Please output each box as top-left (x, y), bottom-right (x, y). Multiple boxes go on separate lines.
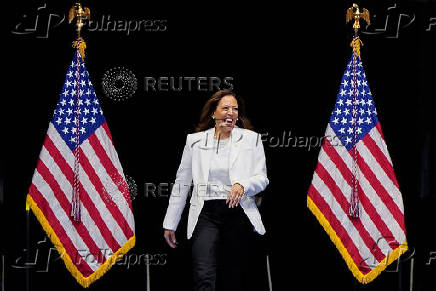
top-left (346, 4), bottom-right (370, 59)
top-left (346, 3), bottom-right (370, 36)
top-left (69, 3), bottom-right (90, 59)
top-left (68, 3), bottom-right (91, 39)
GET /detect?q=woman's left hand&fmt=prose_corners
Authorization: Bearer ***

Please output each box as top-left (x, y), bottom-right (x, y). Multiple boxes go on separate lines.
top-left (226, 183), bottom-right (244, 208)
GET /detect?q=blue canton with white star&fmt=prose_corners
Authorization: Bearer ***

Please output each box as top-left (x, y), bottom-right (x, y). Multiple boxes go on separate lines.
top-left (329, 54), bottom-right (378, 151)
top-left (51, 51), bottom-right (105, 151)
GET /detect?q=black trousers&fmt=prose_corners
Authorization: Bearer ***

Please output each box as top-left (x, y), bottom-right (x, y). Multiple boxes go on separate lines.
top-left (191, 200), bottom-right (254, 291)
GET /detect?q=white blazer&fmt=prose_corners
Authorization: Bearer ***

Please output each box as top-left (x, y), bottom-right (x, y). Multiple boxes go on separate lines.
top-left (163, 126), bottom-right (269, 239)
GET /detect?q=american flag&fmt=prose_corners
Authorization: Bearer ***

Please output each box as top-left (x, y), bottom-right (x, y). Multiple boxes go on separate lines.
top-left (307, 53), bottom-right (407, 283)
top-left (26, 50), bottom-right (135, 287)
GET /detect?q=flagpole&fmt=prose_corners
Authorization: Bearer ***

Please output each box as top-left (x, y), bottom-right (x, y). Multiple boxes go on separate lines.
top-left (266, 254), bottom-right (272, 291)
top-left (69, 5), bottom-right (89, 289)
top-left (398, 258), bottom-right (404, 291)
top-left (146, 256), bottom-right (150, 291)
top-left (25, 203), bottom-right (30, 291)
top-left (409, 257), bottom-right (414, 291)
top-left (1, 254), bottom-right (5, 291)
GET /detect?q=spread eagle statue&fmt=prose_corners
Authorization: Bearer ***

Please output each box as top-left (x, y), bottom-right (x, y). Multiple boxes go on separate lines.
top-left (346, 3), bottom-right (370, 32)
top-left (68, 3), bottom-right (90, 59)
top-left (68, 3), bottom-right (91, 38)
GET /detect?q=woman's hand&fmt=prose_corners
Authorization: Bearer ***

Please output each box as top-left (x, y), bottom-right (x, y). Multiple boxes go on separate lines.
top-left (164, 229), bottom-right (178, 248)
top-left (226, 183), bottom-right (244, 208)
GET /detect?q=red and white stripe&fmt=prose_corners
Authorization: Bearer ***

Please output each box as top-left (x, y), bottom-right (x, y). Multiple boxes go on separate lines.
top-left (29, 122), bottom-right (135, 277)
top-left (308, 123), bottom-right (407, 275)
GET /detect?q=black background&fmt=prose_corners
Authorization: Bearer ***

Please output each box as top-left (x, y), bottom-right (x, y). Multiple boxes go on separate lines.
top-left (1, 0), bottom-right (435, 290)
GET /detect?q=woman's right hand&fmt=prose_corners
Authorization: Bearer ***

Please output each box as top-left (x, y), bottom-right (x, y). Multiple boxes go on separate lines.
top-left (164, 229), bottom-right (178, 248)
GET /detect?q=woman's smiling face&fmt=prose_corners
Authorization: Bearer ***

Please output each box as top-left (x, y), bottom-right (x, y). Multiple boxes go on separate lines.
top-left (212, 95), bottom-right (239, 134)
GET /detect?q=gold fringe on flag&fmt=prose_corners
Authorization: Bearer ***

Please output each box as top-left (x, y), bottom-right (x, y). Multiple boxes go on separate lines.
top-left (307, 196), bottom-right (408, 284)
top-left (26, 194), bottom-right (136, 288)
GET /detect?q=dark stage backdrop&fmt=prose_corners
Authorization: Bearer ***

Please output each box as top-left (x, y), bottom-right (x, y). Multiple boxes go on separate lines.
top-left (2, 0), bottom-right (435, 291)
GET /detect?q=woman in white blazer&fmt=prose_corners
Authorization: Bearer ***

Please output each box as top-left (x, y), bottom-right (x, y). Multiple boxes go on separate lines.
top-left (163, 90), bottom-right (269, 291)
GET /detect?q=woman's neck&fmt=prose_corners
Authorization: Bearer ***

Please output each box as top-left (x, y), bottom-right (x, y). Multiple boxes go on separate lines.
top-left (214, 128), bottom-right (231, 140)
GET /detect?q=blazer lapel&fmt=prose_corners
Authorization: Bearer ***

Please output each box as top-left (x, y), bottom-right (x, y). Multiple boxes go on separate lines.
top-left (229, 127), bottom-right (243, 169)
top-left (197, 128), bottom-right (215, 183)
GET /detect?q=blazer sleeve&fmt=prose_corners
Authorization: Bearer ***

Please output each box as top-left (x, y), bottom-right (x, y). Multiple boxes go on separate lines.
top-left (237, 136), bottom-right (269, 196)
top-left (162, 134), bottom-right (193, 231)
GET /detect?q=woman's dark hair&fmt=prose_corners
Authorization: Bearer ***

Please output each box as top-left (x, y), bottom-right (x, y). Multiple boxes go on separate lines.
top-left (195, 90), bottom-right (253, 132)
